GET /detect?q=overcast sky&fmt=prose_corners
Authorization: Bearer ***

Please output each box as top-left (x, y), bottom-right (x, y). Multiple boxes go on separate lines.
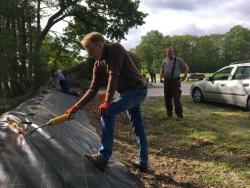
top-left (49, 0), bottom-right (250, 50)
top-left (120, 0), bottom-right (250, 50)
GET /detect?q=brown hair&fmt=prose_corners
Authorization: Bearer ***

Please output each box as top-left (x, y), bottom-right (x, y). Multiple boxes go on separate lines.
top-left (82, 32), bottom-right (105, 48)
top-left (166, 47), bottom-right (174, 51)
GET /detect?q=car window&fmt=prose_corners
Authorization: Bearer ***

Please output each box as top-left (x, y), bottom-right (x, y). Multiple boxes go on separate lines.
top-left (212, 67), bottom-right (233, 81)
top-left (232, 66), bottom-right (250, 80)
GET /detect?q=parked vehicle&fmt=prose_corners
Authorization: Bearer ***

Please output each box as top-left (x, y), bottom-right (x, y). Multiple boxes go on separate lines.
top-left (187, 73), bottom-right (206, 81)
top-left (190, 60), bottom-right (250, 110)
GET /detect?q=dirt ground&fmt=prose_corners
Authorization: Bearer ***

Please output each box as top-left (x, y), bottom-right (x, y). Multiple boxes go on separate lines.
top-left (84, 96), bottom-right (250, 188)
top-left (84, 99), bottom-right (199, 188)
top-left (1, 91), bottom-right (249, 187)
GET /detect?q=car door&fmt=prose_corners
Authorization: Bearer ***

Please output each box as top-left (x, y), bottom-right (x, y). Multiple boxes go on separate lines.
top-left (203, 67), bottom-right (233, 102)
top-left (226, 66), bottom-right (250, 107)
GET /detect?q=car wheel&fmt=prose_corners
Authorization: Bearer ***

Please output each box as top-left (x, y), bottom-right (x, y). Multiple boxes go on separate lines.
top-left (192, 88), bottom-right (203, 103)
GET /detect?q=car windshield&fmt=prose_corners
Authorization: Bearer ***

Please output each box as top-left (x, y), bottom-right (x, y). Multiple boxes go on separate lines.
top-left (212, 67), bottom-right (233, 81)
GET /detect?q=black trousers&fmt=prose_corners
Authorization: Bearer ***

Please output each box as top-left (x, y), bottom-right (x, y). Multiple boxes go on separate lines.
top-left (150, 74), bottom-right (156, 83)
top-left (164, 79), bottom-right (183, 118)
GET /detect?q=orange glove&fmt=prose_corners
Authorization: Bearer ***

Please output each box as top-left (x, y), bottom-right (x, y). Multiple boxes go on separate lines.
top-left (99, 101), bottom-right (111, 116)
top-left (65, 104), bottom-right (79, 118)
top-left (98, 93), bottom-right (106, 100)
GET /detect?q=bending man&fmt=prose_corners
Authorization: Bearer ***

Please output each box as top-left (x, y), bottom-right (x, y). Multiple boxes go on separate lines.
top-left (65, 32), bottom-right (148, 171)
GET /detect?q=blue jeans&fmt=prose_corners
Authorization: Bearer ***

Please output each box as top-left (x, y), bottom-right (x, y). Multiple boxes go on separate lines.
top-left (99, 87), bottom-right (148, 167)
top-left (59, 80), bottom-right (69, 93)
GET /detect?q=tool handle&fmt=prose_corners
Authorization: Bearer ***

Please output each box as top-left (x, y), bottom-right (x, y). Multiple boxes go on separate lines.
top-left (49, 114), bottom-right (69, 125)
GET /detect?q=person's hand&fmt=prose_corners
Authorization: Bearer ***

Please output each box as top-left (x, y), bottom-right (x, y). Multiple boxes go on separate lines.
top-left (65, 104), bottom-right (79, 118)
top-left (99, 101), bottom-right (111, 116)
top-left (181, 76), bottom-right (187, 82)
top-left (98, 93), bottom-right (106, 100)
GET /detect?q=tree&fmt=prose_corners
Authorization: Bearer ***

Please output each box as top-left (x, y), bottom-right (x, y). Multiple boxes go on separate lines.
top-left (135, 30), bottom-right (164, 71)
top-left (0, 0), bottom-right (147, 98)
top-left (34, 0), bottom-right (146, 84)
top-left (224, 25), bottom-right (250, 64)
top-left (42, 35), bottom-right (80, 71)
top-left (134, 26), bottom-right (250, 73)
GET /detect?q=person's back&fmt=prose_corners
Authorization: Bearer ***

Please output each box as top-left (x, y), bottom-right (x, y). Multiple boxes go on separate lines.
top-left (92, 43), bottom-right (147, 95)
top-left (51, 70), bottom-right (69, 93)
top-left (54, 71), bottom-right (66, 81)
top-left (152, 68), bottom-right (156, 75)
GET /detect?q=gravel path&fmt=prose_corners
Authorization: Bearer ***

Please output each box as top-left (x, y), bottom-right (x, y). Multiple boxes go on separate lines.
top-left (147, 82), bottom-right (191, 97)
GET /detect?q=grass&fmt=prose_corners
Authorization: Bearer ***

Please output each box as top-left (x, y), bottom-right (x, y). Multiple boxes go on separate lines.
top-left (85, 96), bottom-right (250, 188)
top-left (204, 73), bottom-right (214, 78)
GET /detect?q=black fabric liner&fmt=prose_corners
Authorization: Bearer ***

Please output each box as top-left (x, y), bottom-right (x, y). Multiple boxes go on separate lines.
top-left (0, 89), bottom-right (137, 188)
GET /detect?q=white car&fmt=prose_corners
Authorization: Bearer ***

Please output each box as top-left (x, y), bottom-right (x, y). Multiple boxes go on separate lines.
top-left (190, 60), bottom-right (250, 110)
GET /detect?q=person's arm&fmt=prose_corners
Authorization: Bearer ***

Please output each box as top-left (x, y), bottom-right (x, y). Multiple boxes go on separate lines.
top-left (160, 60), bottom-right (165, 83)
top-left (65, 62), bottom-right (102, 118)
top-left (48, 72), bottom-right (59, 87)
top-left (181, 63), bottom-right (189, 81)
top-left (160, 68), bottom-right (164, 83)
top-left (105, 44), bottom-right (124, 102)
top-left (48, 78), bottom-right (56, 86)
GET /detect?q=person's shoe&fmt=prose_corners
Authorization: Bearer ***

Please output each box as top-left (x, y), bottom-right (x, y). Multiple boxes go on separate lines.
top-left (166, 113), bottom-right (172, 120)
top-left (176, 116), bottom-right (184, 122)
top-left (167, 112), bottom-right (173, 117)
top-left (130, 161), bottom-right (151, 172)
top-left (85, 153), bottom-right (108, 171)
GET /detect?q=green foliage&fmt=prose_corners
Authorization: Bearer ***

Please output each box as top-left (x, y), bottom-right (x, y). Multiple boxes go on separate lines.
top-left (0, 0), bottom-right (147, 99)
top-left (135, 30), bottom-right (164, 71)
top-left (135, 25), bottom-right (250, 73)
top-left (86, 0), bottom-right (147, 40)
top-left (42, 35), bottom-right (81, 71)
top-left (224, 25), bottom-right (250, 63)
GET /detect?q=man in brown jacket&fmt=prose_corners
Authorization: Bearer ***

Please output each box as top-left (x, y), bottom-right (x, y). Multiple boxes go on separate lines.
top-left (65, 32), bottom-right (148, 171)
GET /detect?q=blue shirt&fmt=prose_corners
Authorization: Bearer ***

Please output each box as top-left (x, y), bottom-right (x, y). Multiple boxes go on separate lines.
top-left (54, 72), bottom-right (66, 81)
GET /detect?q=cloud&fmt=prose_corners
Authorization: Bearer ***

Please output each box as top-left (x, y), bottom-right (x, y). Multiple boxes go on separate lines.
top-left (223, 0), bottom-right (250, 20)
top-left (121, 27), bottom-right (146, 49)
top-left (142, 0), bottom-right (218, 11)
top-left (171, 23), bottom-right (205, 36)
top-left (121, 0), bottom-right (250, 49)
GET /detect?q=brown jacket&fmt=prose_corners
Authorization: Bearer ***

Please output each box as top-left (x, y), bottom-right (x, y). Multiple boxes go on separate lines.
top-left (78, 43), bottom-right (147, 107)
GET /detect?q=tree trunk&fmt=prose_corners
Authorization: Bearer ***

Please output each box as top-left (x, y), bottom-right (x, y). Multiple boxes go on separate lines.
top-left (9, 16), bottom-right (20, 96)
top-left (27, 10), bottom-right (34, 85)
